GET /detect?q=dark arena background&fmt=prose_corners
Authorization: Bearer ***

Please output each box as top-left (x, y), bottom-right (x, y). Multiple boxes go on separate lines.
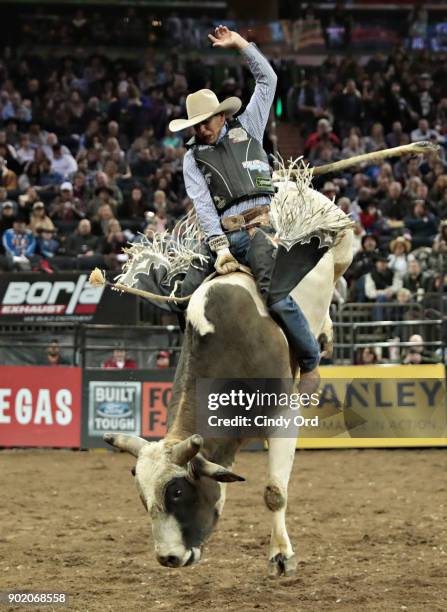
top-left (0, 1), bottom-right (447, 610)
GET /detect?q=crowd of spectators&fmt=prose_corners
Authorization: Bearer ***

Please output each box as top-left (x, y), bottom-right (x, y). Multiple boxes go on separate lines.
top-left (0, 25), bottom-right (277, 274)
top-left (0, 50), bottom-right (199, 272)
top-left (286, 47), bottom-right (447, 325)
top-left (1, 12), bottom-right (447, 361)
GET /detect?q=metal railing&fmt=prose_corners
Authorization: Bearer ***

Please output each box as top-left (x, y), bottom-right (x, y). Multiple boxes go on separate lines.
top-left (0, 322), bottom-right (182, 368)
top-left (331, 295), bottom-right (447, 364)
top-left (0, 306), bottom-right (445, 367)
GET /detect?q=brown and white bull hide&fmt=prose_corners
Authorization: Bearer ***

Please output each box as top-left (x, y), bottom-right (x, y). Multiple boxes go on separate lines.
top-left (105, 224), bottom-right (353, 577)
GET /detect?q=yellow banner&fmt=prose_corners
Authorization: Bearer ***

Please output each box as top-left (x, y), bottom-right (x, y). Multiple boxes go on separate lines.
top-left (295, 364), bottom-right (447, 449)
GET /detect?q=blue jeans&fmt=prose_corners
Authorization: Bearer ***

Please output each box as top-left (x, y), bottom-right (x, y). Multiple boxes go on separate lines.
top-left (182, 228), bottom-right (320, 373)
top-left (229, 229), bottom-right (319, 373)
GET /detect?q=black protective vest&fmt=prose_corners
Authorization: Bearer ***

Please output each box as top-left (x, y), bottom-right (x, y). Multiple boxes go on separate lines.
top-left (187, 119), bottom-right (274, 213)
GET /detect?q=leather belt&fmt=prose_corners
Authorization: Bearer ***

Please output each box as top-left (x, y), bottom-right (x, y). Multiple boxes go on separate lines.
top-left (221, 205), bottom-right (271, 233)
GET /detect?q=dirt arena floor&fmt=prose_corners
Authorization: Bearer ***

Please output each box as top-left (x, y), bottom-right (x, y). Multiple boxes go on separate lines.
top-left (0, 448), bottom-right (446, 612)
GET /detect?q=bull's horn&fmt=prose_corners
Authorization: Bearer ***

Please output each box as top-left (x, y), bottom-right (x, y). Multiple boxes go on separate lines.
top-left (171, 434), bottom-right (203, 466)
top-left (104, 433), bottom-right (148, 457)
top-left (193, 455), bottom-right (245, 482)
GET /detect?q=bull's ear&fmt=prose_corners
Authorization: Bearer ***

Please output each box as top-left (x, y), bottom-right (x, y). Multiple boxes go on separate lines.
top-left (192, 455), bottom-right (245, 483)
top-left (104, 433), bottom-right (148, 458)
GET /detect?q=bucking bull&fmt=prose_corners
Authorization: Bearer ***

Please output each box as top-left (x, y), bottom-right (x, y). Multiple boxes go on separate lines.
top-left (95, 143), bottom-right (436, 576)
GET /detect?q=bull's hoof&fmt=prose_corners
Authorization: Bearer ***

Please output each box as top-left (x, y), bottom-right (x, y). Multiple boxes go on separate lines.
top-left (268, 553), bottom-right (297, 578)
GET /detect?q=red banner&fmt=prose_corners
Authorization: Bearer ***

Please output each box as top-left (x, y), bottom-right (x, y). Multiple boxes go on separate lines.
top-left (141, 382), bottom-right (172, 438)
top-left (0, 366), bottom-right (82, 447)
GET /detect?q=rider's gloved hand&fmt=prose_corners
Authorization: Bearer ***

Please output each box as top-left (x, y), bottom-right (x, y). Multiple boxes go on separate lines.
top-left (215, 248), bottom-right (239, 274)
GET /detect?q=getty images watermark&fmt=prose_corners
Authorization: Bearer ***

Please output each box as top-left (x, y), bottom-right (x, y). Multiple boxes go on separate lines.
top-left (196, 377), bottom-right (447, 439)
top-left (196, 379), bottom-right (320, 438)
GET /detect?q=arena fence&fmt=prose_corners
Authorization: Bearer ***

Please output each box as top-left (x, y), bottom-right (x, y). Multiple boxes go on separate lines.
top-left (0, 363), bottom-right (446, 450)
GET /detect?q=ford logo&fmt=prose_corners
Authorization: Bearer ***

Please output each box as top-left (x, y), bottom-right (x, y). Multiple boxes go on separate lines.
top-left (97, 403), bottom-right (132, 417)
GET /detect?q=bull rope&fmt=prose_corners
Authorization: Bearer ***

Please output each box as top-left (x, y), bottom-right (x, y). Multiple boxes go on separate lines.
top-left (88, 265), bottom-right (254, 304)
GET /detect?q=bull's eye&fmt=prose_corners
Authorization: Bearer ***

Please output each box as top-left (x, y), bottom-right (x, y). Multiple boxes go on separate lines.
top-left (165, 477), bottom-right (196, 514)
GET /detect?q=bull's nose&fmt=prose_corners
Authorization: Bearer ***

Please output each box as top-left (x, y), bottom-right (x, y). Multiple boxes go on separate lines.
top-left (157, 554), bottom-right (182, 568)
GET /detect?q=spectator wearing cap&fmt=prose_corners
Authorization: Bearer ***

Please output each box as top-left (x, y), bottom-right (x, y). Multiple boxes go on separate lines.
top-left (49, 181), bottom-right (84, 223)
top-left (304, 118), bottom-right (340, 154)
top-left (28, 201), bottom-right (55, 235)
top-left (321, 181), bottom-right (339, 201)
top-left (102, 347), bottom-right (137, 369)
top-left (0, 156), bottom-right (18, 193)
top-left (348, 234), bottom-right (380, 281)
top-left (404, 200), bottom-right (438, 248)
top-left (156, 350), bottom-right (171, 369)
top-left (88, 185), bottom-right (118, 217)
top-left (35, 226), bottom-right (59, 261)
top-left (388, 236), bottom-right (412, 281)
top-left (2, 216), bottom-right (36, 268)
top-left (50, 143), bottom-right (77, 179)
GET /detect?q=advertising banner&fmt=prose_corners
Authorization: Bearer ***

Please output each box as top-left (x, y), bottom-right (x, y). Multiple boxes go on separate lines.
top-left (0, 366), bottom-right (82, 447)
top-left (88, 381), bottom-right (141, 437)
top-left (296, 365), bottom-right (447, 448)
top-left (0, 273), bottom-right (138, 324)
top-left (141, 381), bottom-right (172, 438)
top-left (81, 369), bottom-right (174, 448)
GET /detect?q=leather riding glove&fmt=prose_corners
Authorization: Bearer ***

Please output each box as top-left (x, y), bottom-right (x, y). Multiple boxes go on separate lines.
top-left (215, 248), bottom-right (239, 275)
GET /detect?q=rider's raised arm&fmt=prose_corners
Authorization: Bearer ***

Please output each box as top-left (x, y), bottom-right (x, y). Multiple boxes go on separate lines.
top-left (237, 44), bottom-right (278, 143)
top-left (208, 26), bottom-right (277, 143)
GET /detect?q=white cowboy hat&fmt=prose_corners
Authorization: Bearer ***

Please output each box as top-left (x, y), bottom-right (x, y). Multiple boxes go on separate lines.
top-left (169, 89), bottom-right (241, 132)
